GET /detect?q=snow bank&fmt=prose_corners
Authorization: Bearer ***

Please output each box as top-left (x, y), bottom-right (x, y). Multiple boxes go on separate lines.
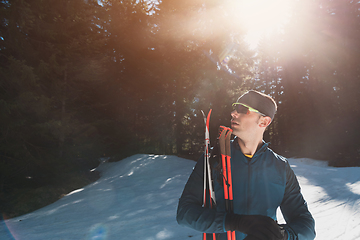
top-left (0, 154), bottom-right (359, 240)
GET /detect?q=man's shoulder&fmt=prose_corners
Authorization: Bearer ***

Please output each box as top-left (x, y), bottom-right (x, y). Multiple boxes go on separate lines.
top-left (264, 147), bottom-right (288, 163)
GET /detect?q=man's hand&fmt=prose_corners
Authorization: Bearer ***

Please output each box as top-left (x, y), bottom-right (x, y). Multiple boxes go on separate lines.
top-left (243, 226), bottom-right (288, 240)
top-left (225, 214), bottom-right (286, 240)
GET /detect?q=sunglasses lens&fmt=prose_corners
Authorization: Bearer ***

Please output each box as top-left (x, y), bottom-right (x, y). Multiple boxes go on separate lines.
top-left (233, 104), bottom-right (249, 114)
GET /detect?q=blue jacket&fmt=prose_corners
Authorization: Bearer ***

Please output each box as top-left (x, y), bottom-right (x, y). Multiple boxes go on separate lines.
top-left (177, 140), bottom-right (316, 240)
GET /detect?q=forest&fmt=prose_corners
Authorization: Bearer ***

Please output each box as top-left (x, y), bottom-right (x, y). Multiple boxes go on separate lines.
top-left (1, 0), bottom-right (360, 217)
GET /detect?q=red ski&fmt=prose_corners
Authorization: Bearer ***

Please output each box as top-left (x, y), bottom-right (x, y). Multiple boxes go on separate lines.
top-left (219, 126), bottom-right (235, 240)
top-left (201, 110), bottom-right (217, 240)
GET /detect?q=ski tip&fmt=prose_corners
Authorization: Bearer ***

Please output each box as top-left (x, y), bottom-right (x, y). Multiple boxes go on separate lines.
top-left (206, 109), bottom-right (212, 126)
top-left (201, 109), bottom-right (212, 118)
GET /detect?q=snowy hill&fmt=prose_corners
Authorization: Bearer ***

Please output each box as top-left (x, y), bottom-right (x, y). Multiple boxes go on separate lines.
top-left (0, 154), bottom-right (359, 240)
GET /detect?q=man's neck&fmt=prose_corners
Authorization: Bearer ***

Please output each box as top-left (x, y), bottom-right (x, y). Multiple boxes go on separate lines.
top-left (237, 137), bottom-right (263, 156)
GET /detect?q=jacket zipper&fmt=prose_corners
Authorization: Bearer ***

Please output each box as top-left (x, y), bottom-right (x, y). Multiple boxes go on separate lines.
top-left (247, 160), bottom-right (251, 214)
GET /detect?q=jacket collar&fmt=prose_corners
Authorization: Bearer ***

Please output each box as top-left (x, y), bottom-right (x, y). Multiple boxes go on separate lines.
top-left (232, 137), bottom-right (269, 158)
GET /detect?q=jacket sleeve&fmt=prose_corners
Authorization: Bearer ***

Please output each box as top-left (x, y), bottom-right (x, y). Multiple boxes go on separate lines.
top-left (176, 155), bottom-right (226, 233)
top-left (280, 161), bottom-right (316, 240)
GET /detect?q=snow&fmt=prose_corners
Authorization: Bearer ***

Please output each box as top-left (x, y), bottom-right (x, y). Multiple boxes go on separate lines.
top-left (1, 154), bottom-right (359, 240)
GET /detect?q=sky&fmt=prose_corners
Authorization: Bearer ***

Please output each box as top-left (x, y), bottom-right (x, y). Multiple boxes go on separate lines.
top-left (0, 154), bottom-right (359, 240)
top-left (226, 0), bottom-right (293, 49)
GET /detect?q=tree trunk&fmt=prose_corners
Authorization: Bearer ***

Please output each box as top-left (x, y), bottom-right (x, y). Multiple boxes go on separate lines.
top-left (59, 67), bottom-right (67, 158)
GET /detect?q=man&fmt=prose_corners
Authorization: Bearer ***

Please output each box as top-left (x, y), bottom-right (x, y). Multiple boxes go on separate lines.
top-left (176, 90), bottom-right (315, 240)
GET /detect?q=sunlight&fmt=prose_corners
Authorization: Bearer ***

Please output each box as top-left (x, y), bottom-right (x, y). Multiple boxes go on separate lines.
top-left (228, 0), bottom-right (293, 49)
top-left (66, 188), bottom-right (84, 196)
top-left (346, 182), bottom-right (360, 195)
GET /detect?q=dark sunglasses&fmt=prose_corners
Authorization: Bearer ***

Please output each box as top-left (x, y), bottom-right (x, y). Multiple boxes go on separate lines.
top-left (232, 103), bottom-right (265, 116)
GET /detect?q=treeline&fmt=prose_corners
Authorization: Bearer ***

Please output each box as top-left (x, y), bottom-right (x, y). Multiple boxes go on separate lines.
top-left (256, 0), bottom-right (360, 166)
top-left (0, 0), bottom-right (359, 216)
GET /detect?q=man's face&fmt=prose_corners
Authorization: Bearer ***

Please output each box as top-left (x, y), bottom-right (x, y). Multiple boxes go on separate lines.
top-left (230, 108), bottom-right (263, 138)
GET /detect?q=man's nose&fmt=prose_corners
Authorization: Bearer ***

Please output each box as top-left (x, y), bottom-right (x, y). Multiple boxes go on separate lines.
top-left (231, 110), bottom-right (237, 117)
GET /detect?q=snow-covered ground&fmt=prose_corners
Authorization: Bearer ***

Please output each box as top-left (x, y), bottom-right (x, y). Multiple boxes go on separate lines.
top-left (0, 154), bottom-right (359, 240)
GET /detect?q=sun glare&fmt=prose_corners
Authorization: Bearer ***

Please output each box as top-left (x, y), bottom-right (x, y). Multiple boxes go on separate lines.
top-left (228, 0), bottom-right (293, 49)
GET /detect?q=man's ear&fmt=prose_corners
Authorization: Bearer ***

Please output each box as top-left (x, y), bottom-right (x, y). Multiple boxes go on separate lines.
top-left (259, 116), bottom-right (272, 128)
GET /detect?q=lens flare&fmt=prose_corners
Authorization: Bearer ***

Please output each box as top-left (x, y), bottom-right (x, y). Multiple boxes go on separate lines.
top-left (1, 215), bottom-right (16, 240)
